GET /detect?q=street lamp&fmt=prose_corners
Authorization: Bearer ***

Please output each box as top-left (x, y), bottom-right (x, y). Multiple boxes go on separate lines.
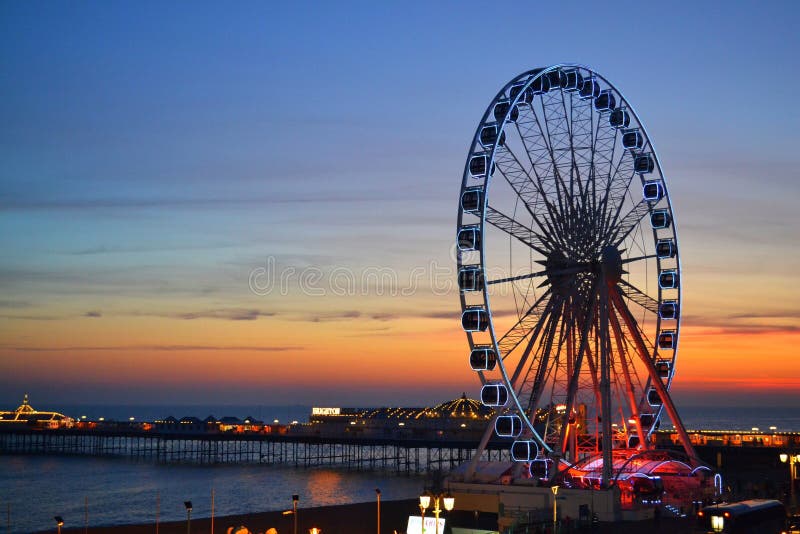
top-left (54, 516), bottom-right (64, 534)
top-left (551, 485), bottom-right (559, 532)
top-left (292, 494), bottom-right (299, 534)
top-left (419, 491), bottom-right (454, 534)
top-left (184, 501), bottom-right (192, 534)
top-left (780, 453), bottom-right (800, 513)
top-left (375, 488), bottom-right (381, 534)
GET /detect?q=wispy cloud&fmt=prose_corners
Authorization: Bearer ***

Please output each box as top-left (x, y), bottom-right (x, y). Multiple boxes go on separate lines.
top-left (0, 313), bottom-right (63, 321)
top-left (0, 300), bottom-right (32, 309)
top-left (682, 312), bottom-right (800, 334)
top-left (1, 191), bottom-right (404, 212)
top-left (134, 308), bottom-right (276, 321)
top-left (69, 243), bottom-right (240, 256)
top-left (304, 310), bottom-right (361, 323)
top-left (12, 345), bottom-right (302, 352)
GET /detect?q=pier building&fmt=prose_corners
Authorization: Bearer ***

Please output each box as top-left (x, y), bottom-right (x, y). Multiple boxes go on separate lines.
top-left (0, 395), bottom-right (73, 429)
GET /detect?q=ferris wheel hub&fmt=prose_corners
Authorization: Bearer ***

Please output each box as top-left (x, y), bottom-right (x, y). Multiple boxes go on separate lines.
top-left (600, 245), bottom-right (623, 284)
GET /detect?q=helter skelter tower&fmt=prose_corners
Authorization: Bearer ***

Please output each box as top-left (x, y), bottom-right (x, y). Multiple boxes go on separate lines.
top-left (456, 64), bottom-right (705, 488)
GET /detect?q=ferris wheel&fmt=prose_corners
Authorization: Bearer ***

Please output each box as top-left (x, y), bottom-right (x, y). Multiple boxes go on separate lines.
top-left (456, 64), bottom-right (699, 484)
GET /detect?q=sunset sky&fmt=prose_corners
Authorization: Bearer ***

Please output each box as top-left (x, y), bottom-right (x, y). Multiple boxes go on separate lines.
top-left (1, 1), bottom-right (798, 409)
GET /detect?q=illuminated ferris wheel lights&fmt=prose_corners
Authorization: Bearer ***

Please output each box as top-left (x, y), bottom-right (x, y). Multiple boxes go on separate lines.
top-left (658, 330), bottom-right (677, 349)
top-left (468, 154), bottom-right (490, 178)
top-left (655, 360), bottom-right (672, 379)
top-left (458, 266), bottom-right (484, 292)
top-left (460, 188), bottom-right (484, 214)
top-left (655, 239), bottom-right (677, 259)
top-left (659, 269), bottom-right (679, 289)
top-left (479, 124), bottom-right (505, 148)
top-left (495, 415), bottom-right (523, 438)
top-left (659, 300), bottom-right (679, 320)
top-left (457, 226), bottom-right (481, 251)
top-left (594, 90), bottom-right (616, 111)
top-left (469, 346), bottom-right (497, 372)
top-left (561, 69), bottom-right (582, 92)
top-left (622, 129), bottom-right (645, 150)
top-left (493, 100), bottom-right (519, 123)
top-left (461, 307), bottom-right (489, 332)
top-left (480, 383), bottom-right (508, 407)
top-left (639, 413), bottom-right (656, 427)
top-left (609, 107), bottom-right (631, 128)
top-left (643, 181), bottom-right (664, 202)
top-left (634, 153), bottom-right (655, 174)
top-left (650, 209), bottom-right (671, 229)
top-left (511, 440), bottom-right (540, 462)
top-left (578, 76), bottom-right (600, 99)
top-left (647, 389), bottom-right (663, 407)
top-left (530, 74), bottom-right (550, 95)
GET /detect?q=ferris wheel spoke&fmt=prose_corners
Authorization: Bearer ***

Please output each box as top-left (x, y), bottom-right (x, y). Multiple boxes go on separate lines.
top-left (522, 296), bottom-right (566, 417)
top-left (620, 253), bottom-right (657, 264)
top-left (508, 295), bottom-right (563, 389)
top-left (484, 205), bottom-right (553, 255)
top-left (606, 199), bottom-right (651, 247)
top-left (566, 91), bottom-right (590, 199)
top-left (591, 103), bottom-right (629, 239)
top-left (487, 263), bottom-right (592, 286)
top-left (617, 279), bottom-right (659, 315)
top-left (497, 288), bottom-right (554, 358)
top-left (537, 92), bottom-right (576, 224)
top-left (493, 143), bottom-right (568, 240)
top-left (515, 121), bottom-right (580, 233)
top-left (599, 151), bottom-right (637, 240)
top-left (515, 107), bottom-right (561, 200)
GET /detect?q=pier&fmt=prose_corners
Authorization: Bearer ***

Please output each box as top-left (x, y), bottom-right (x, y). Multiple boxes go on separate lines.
top-left (0, 427), bottom-right (510, 473)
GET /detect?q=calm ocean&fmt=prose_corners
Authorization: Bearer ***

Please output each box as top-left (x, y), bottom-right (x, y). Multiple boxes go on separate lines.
top-left (0, 457), bottom-right (424, 534)
top-left (1, 404), bottom-right (798, 533)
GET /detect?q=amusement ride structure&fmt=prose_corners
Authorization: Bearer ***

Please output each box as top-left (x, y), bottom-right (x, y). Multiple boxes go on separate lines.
top-left (456, 64), bottom-right (713, 505)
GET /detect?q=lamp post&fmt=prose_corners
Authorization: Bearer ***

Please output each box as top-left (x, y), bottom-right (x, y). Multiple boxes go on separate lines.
top-left (54, 516), bottom-right (64, 534)
top-left (419, 491), bottom-right (455, 534)
top-left (551, 485), bottom-right (559, 533)
top-left (375, 488), bottom-right (381, 534)
top-left (184, 501), bottom-right (192, 534)
top-left (780, 453), bottom-right (800, 513)
top-left (292, 494), bottom-right (299, 534)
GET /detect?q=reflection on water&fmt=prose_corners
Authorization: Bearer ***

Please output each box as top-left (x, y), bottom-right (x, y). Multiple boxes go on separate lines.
top-left (0, 456), bottom-right (423, 534)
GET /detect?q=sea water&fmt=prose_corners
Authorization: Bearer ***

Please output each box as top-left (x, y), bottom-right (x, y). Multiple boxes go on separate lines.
top-left (0, 455), bottom-right (424, 533)
top-left (2, 404), bottom-right (799, 533)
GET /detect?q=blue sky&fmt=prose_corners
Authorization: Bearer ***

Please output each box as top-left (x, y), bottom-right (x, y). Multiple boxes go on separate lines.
top-left (1, 1), bottom-right (798, 407)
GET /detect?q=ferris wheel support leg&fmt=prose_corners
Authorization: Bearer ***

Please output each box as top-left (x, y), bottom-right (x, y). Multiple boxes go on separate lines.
top-left (608, 308), bottom-right (647, 449)
top-left (609, 286), bottom-right (703, 466)
top-left (599, 281), bottom-right (614, 486)
top-left (559, 282), bottom-right (599, 460)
